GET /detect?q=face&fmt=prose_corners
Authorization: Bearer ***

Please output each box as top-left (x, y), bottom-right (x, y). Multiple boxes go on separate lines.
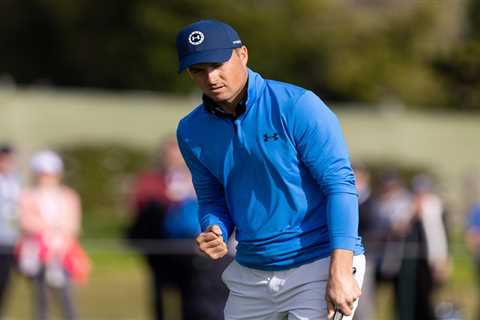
top-left (0, 153), bottom-right (15, 174)
top-left (187, 46), bottom-right (249, 106)
top-left (354, 168), bottom-right (370, 193)
top-left (35, 172), bottom-right (62, 187)
top-left (163, 142), bottom-right (185, 171)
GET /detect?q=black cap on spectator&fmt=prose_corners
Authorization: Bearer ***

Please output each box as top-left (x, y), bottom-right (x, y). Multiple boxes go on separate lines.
top-left (0, 144), bottom-right (14, 155)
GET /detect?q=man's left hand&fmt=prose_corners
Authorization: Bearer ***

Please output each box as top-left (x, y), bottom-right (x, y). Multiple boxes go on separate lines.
top-left (326, 249), bottom-right (361, 319)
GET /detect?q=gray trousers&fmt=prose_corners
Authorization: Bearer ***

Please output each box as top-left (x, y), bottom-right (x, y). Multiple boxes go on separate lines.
top-left (222, 255), bottom-right (366, 320)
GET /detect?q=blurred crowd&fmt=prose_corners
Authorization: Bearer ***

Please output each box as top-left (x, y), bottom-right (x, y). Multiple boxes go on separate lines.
top-left (353, 165), bottom-right (451, 320)
top-left (1, 140), bottom-right (480, 320)
top-left (0, 145), bottom-right (89, 320)
top-left (125, 136), bottom-right (230, 320)
top-left (351, 165), bottom-right (480, 320)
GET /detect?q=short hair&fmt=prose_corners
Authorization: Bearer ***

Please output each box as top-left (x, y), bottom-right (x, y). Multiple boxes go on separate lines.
top-left (0, 144), bottom-right (14, 155)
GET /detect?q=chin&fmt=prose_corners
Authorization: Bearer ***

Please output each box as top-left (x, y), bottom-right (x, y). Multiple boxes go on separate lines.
top-left (209, 93), bottom-right (231, 103)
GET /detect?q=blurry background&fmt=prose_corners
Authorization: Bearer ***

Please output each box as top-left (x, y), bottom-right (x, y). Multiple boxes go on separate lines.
top-left (0, 0), bottom-right (479, 319)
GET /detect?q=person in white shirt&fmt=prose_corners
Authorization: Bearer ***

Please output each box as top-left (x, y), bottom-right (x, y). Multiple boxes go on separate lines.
top-left (0, 144), bottom-right (20, 316)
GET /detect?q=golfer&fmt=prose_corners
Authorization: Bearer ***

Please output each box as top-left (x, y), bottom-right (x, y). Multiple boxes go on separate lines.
top-left (175, 19), bottom-right (365, 320)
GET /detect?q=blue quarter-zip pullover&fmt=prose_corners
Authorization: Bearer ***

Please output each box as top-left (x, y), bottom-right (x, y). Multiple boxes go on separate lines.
top-left (177, 69), bottom-right (363, 270)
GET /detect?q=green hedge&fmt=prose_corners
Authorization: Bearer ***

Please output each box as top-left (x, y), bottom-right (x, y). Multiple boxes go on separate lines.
top-left (59, 144), bottom-right (148, 238)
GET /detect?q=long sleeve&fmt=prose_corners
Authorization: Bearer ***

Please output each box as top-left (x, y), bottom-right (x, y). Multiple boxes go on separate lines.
top-left (420, 195), bottom-right (448, 266)
top-left (291, 91), bottom-right (359, 251)
top-left (177, 125), bottom-right (234, 242)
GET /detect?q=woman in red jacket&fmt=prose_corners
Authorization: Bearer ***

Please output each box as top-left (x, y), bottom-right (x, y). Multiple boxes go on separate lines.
top-left (18, 150), bottom-right (82, 320)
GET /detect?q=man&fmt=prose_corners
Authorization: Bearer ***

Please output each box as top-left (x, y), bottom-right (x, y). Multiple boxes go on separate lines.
top-left (127, 136), bottom-right (229, 320)
top-left (0, 144), bottom-right (20, 316)
top-left (175, 19), bottom-right (365, 320)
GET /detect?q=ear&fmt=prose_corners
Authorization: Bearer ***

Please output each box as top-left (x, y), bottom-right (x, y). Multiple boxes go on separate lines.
top-left (238, 46), bottom-right (248, 66)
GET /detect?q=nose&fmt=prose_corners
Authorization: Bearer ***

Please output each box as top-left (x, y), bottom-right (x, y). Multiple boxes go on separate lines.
top-left (206, 67), bottom-right (219, 84)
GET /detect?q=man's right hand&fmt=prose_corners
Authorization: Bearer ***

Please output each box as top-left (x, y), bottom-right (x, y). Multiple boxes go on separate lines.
top-left (195, 225), bottom-right (228, 260)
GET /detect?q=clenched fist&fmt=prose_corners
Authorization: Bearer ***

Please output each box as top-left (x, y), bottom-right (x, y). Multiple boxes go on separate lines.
top-left (196, 225), bottom-right (228, 260)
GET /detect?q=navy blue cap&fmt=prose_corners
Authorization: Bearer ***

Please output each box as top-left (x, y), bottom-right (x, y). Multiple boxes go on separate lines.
top-left (176, 20), bottom-right (243, 73)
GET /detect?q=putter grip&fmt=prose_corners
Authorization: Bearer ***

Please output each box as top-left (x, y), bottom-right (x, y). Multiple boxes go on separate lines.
top-left (333, 310), bottom-right (344, 320)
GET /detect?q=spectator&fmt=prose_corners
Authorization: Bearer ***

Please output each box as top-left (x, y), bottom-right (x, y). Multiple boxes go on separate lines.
top-left (374, 172), bottom-right (414, 281)
top-left (127, 136), bottom-right (229, 320)
top-left (372, 172), bottom-right (414, 319)
top-left (395, 174), bottom-right (449, 320)
top-left (0, 144), bottom-right (20, 316)
top-left (18, 150), bottom-right (82, 320)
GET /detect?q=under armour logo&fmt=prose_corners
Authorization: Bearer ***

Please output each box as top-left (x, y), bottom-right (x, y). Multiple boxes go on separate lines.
top-left (263, 133), bottom-right (279, 142)
top-left (188, 31), bottom-right (204, 45)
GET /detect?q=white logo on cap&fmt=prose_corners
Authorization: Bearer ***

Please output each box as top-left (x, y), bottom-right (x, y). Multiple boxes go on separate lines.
top-left (188, 31), bottom-right (204, 45)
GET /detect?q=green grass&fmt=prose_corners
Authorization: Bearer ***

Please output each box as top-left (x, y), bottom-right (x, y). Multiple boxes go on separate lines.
top-left (4, 250), bottom-right (188, 320)
top-left (4, 251), bottom-right (148, 320)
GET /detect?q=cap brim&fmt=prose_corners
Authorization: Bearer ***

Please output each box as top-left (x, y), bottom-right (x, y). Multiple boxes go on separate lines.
top-left (178, 48), bottom-right (233, 73)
